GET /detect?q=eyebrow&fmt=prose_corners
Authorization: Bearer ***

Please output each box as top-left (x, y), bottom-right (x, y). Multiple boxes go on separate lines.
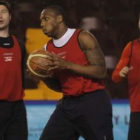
top-left (0, 8), bottom-right (8, 12)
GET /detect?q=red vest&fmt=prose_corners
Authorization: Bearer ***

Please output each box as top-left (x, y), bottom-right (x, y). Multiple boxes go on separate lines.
top-left (0, 36), bottom-right (24, 101)
top-left (128, 38), bottom-right (140, 111)
top-left (46, 29), bottom-right (105, 96)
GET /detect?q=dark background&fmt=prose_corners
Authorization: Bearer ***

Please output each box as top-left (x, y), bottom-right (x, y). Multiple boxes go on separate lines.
top-left (8, 0), bottom-right (140, 99)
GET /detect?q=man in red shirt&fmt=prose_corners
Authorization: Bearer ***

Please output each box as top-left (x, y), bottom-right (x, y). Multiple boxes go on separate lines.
top-left (112, 12), bottom-right (140, 140)
top-left (0, 1), bottom-right (28, 140)
top-left (38, 5), bottom-right (114, 140)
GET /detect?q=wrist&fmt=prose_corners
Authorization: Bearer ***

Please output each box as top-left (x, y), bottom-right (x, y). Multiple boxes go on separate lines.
top-left (66, 62), bottom-right (72, 69)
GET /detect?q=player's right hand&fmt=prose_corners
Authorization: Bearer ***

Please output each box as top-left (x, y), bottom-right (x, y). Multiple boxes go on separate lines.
top-left (119, 66), bottom-right (133, 78)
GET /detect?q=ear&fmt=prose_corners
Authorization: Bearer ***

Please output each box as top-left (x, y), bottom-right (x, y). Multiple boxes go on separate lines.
top-left (57, 15), bottom-right (63, 23)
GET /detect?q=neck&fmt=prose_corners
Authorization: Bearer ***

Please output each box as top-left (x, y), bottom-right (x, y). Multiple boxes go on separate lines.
top-left (0, 28), bottom-right (9, 38)
top-left (54, 25), bottom-right (68, 39)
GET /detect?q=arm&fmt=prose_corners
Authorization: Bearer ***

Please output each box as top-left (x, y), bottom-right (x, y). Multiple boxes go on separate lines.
top-left (18, 40), bottom-right (27, 89)
top-left (112, 42), bottom-right (132, 83)
top-left (77, 30), bottom-right (106, 78)
top-left (47, 30), bottom-right (106, 79)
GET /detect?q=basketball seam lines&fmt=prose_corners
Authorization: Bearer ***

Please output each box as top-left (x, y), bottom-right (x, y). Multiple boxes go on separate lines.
top-left (26, 54), bottom-right (50, 78)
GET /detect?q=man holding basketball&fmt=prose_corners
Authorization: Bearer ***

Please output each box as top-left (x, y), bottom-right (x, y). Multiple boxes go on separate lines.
top-left (39, 5), bottom-right (114, 140)
top-left (0, 1), bottom-right (28, 140)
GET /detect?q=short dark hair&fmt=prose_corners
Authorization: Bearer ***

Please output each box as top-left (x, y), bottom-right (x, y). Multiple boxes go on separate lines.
top-left (45, 5), bottom-right (67, 24)
top-left (0, 1), bottom-right (11, 13)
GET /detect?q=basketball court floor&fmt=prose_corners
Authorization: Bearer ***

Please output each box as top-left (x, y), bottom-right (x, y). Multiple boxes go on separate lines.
top-left (26, 100), bottom-right (129, 140)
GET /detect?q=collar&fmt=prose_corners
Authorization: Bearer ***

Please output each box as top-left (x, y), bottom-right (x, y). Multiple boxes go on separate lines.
top-left (53, 28), bottom-right (76, 47)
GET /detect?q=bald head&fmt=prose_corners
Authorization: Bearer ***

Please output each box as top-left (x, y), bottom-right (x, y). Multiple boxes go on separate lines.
top-left (43, 5), bottom-right (67, 24)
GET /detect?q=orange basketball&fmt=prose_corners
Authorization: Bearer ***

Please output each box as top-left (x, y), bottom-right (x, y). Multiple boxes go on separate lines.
top-left (26, 50), bottom-right (54, 78)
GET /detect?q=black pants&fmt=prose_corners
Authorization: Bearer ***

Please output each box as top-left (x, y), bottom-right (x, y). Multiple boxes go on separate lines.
top-left (0, 100), bottom-right (28, 140)
top-left (128, 112), bottom-right (140, 140)
top-left (40, 90), bottom-right (114, 140)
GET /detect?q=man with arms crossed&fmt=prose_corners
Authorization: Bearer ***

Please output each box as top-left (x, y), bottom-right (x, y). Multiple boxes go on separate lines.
top-left (0, 1), bottom-right (28, 140)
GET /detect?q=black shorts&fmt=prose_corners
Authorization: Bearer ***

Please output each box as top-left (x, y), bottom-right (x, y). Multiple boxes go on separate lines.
top-left (128, 112), bottom-right (140, 140)
top-left (40, 90), bottom-right (114, 140)
top-left (0, 100), bottom-right (28, 140)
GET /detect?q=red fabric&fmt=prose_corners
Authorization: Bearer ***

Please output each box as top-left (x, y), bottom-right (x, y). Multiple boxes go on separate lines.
top-left (46, 29), bottom-right (105, 96)
top-left (0, 36), bottom-right (24, 101)
top-left (112, 38), bottom-right (140, 111)
top-left (112, 42), bottom-right (132, 82)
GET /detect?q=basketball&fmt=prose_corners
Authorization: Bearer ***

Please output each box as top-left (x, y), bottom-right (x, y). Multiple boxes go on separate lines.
top-left (26, 50), bottom-right (54, 78)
